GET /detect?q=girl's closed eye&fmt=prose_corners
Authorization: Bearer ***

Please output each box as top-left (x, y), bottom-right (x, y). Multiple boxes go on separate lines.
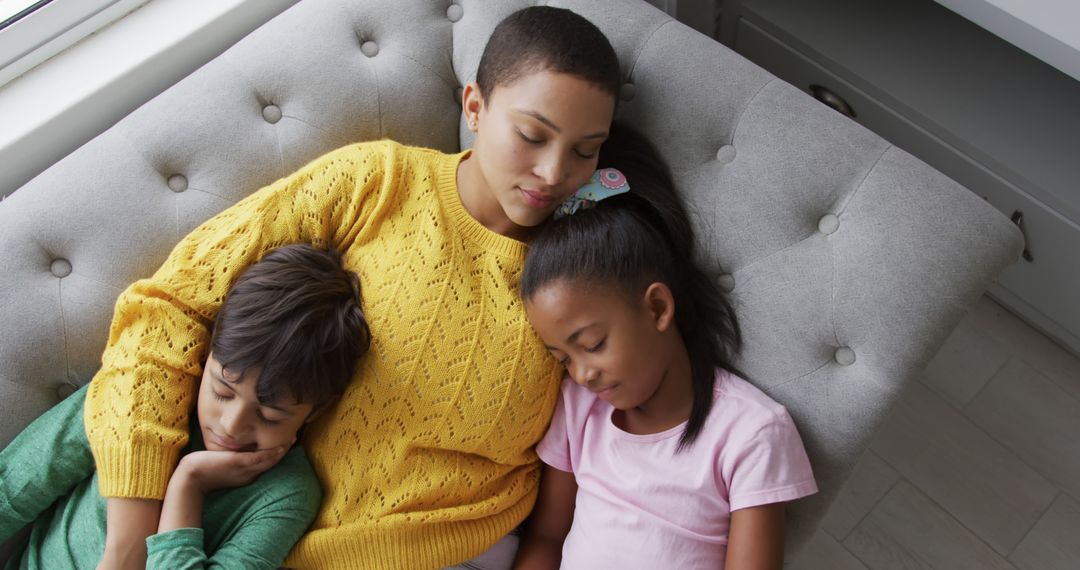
top-left (584, 339), bottom-right (606, 353)
top-left (212, 390), bottom-right (232, 402)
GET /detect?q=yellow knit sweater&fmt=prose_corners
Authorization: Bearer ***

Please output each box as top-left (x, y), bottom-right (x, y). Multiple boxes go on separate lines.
top-left (84, 141), bottom-right (563, 569)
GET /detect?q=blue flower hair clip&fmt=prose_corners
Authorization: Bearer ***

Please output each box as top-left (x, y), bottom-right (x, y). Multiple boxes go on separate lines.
top-left (554, 168), bottom-right (630, 219)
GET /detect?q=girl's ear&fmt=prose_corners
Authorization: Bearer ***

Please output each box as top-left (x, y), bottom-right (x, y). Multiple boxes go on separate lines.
top-left (643, 282), bottom-right (676, 333)
top-left (461, 81), bottom-right (485, 132)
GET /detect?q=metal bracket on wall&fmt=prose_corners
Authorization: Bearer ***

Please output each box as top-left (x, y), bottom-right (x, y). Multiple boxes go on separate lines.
top-left (1011, 210), bottom-right (1034, 262)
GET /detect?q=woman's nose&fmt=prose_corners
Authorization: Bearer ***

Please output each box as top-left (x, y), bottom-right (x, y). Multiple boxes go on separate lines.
top-left (535, 150), bottom-right (568, 187)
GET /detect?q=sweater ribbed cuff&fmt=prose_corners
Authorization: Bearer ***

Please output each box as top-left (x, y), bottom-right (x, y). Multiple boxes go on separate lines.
top-left (93, 443), bottom-right (182, 499)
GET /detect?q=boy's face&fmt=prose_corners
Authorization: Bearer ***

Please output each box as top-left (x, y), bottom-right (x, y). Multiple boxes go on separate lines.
top-left (197, 352), bottom-right (314, 453)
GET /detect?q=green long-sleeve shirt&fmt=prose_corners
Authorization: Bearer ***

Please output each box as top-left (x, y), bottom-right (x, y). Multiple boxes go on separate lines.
top-left (0, 386), bottom-right (321, 569)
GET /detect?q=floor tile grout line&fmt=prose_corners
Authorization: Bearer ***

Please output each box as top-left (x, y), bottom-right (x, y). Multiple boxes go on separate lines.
top-left (831, 451), bottom-right (904, 545)
top-left (1012, 353), bottom-right (1080, 409)
top-left (868, 443), bottom-right (1020, 561)
top-left (957, 353), bottom-right (1012, 413)
top-left (955, 358), bottom-right (1078, 500)
top-left (904, 354), bottom-right (1064, 506)
top-left (976, 299), bottom-right (1080, 396)
top-left (1005, 490), bottom-right (1061, 562)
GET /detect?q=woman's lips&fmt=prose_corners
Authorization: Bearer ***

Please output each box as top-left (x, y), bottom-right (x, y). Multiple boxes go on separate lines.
top-left (518, 186), bottom-right (556, 208)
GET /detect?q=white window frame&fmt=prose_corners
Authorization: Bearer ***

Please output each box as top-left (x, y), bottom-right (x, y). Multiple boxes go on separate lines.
top-left (0, 0), bottom-right (297, 197)
top-left (0, 0), bottom-right (149, 87)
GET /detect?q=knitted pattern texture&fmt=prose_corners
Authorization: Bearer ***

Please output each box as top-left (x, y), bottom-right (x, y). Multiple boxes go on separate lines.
top-left (83, 141), bottom-right (563, 569)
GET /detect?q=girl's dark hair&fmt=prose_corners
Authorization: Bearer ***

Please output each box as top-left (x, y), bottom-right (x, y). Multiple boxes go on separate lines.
top-left (211, 244), bottom-right (370, 411)
top-left (521, 123), bottom-right (743, 451)
top-left (476, 6), bottom-right (621, 102)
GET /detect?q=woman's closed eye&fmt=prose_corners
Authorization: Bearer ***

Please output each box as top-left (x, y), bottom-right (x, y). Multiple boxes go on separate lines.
top-left (517, 129), bottom-right (542, 145)
top-left (573, 147), bottom-right (597, 160)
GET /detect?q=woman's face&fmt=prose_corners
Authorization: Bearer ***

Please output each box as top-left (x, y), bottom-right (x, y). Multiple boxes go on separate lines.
top-left (464, 70), bottom-right (617, 231)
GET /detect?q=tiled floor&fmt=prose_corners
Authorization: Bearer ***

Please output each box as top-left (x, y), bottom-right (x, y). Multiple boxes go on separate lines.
top-left (794, 295), bottom-right (1080, 569)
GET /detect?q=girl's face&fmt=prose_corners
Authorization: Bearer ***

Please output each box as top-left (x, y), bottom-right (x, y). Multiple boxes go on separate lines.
top-left (197, 352), bottom-right (313, 453)
top-left (525, 279), bottom-right (681, 412)
top-left (463, 70), bottom-right (616, 233)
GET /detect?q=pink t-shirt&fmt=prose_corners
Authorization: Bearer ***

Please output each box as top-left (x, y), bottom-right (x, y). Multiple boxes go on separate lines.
top-left (536, 369), bottom-right (817, 569)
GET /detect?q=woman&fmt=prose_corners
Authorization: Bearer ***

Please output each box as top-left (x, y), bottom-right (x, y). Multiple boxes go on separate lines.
top-left (82, 7), bottom-right (622, 570)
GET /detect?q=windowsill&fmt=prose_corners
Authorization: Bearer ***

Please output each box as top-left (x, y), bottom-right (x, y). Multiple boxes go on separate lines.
top-left (0, 0), bottom-right (296, 197)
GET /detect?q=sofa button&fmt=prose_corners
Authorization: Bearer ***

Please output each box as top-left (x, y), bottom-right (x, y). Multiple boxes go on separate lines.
top-left (717, 273), bottom-right (735, 292)
top-left (50, 258), bottom-right (72, 278)
top-left (716, 145), bottom-right (737, 164)
top-left (834, 346), bottom-right (856, 366)
top-left (262, 104), bottom-right (282, 124)
top-left (620, 82), bottom-right (635, 102)
top-left (56, 382), bottom-right (80, 400)
top-left (361, 41), bottom-right (379, 57)
top-left (167, 174), bottom-right (188, 193)
top-left (818, 213), bottom-right (840, 235)
top-left (446, 4), bottom-right (463, 22)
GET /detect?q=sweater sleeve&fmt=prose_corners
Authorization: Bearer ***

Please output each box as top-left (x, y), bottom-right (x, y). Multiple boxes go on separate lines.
top-left (84, 142), bottom-right (392, 499)
top-left (144, 451), bottom-right (323, 570)
top-left (0, 386), bottom-right (95, 541)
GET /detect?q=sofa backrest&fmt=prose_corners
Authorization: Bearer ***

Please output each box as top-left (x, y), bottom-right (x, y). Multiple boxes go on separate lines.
top-left (0, 0), bottom-right (1022, 556)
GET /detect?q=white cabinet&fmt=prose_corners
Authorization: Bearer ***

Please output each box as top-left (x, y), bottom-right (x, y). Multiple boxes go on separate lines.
top-left (716, 0), bottom-right (1080, 355)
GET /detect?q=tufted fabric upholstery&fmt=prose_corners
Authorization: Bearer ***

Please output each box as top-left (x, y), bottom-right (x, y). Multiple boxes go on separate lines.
top-left (0, 0), bottom-right (1022, 562)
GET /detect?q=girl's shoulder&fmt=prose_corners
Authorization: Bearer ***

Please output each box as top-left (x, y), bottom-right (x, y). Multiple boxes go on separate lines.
top-left (709, 369), bottom-right (795, 432)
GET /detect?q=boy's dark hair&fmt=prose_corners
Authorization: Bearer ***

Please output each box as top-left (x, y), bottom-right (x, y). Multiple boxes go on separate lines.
top-left (476, 6), bottom-right (621, 103)
top-left (521, 123), bottom-right (744, 451)
top-left (211, 244), bottom-right (370, 412)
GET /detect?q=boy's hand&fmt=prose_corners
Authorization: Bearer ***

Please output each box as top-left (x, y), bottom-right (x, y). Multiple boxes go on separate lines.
top-left (176, 446), bottom-right (289, 494)
top-left (157, 445), bottom-right (289, 534)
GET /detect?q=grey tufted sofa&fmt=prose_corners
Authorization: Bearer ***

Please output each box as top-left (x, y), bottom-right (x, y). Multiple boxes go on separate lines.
top-left (0, 0), bottom-right (1022, 565)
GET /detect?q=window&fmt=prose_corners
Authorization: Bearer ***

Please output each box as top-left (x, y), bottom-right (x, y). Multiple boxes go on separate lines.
top-left (0, 0), bottom-right (148, 87)
top-left (0, 1), bottom-right (50, 29)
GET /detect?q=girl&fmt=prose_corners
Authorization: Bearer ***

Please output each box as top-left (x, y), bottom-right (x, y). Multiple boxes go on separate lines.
top-left (513, 126), bottom-right (818, 569)
top-left (79, 6), bottom-right (621, 570)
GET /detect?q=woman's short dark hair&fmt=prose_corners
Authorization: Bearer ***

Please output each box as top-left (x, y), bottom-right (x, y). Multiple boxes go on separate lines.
top-left (521, 123), bottom-right (743, 451)
top-left (210, 244), bottom-right (370, 411)
top-left (476, 6), bottom-right (621, 103)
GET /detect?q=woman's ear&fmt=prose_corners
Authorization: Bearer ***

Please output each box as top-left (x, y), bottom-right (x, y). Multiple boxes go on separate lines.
top-left (461, 81), bottom-right (484, 132)
top-left (643, 282), bottom-right (676, 333)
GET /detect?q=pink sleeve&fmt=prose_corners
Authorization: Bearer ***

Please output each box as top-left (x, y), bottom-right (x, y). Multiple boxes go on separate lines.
top-left (724, 409), bottom-right (818, 512)
top-left (536, 376), bottom-right (577, 473)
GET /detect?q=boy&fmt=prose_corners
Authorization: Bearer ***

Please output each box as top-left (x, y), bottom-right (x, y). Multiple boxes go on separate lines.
top-left (0, 244), bottom-right (369, 569)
